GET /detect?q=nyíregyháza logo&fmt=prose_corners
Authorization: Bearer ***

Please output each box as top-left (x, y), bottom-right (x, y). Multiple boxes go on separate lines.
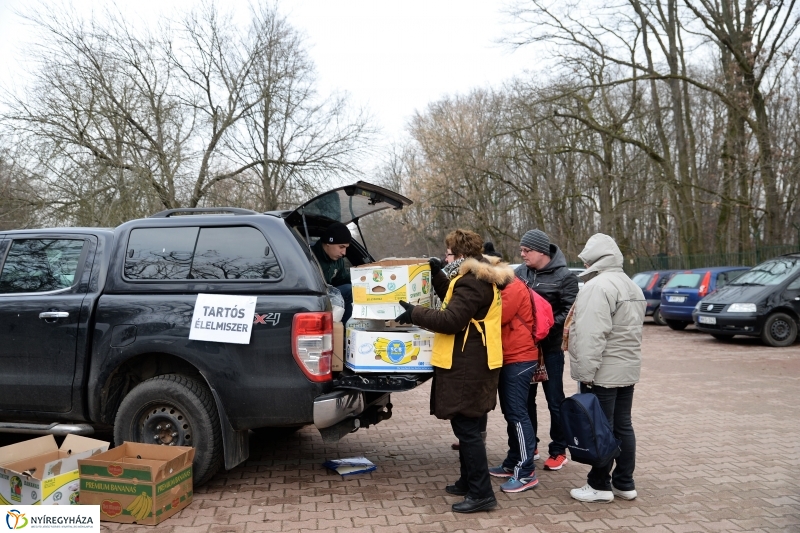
top-left (6, 510), bottom-right (28, 530)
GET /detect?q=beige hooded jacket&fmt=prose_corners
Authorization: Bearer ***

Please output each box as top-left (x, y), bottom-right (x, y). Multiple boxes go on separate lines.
top-left (568, 234), bottom-right (647, 387)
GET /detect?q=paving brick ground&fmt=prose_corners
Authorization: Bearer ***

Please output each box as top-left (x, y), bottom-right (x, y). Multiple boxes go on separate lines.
top-left (103, 322), bottom-right (800, 532)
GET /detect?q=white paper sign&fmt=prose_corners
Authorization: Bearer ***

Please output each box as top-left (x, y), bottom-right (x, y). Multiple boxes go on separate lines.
top-left (189, 294), bottom-right (258, 344)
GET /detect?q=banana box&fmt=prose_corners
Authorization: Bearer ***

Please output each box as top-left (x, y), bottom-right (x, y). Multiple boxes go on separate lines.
top-left (346, 328), bottom-right (434, 372)
top-left (78, 443), bottom-right (195, 525)
top-left (351, 259), bottom-right (432, 310)
top-left (0, 434), bottom-right (109, 505)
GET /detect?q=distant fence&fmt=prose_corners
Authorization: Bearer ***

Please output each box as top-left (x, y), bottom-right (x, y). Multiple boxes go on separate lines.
top-left (567, 245), bottom-right (800, 276)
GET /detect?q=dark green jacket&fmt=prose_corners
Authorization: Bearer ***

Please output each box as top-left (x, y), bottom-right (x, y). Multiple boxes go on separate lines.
top-left (311, 241), bottom-right (350, 286)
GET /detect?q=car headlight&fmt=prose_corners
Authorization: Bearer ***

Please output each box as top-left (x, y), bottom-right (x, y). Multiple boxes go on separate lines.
top-left (728, 303), bottom-right (757, 313)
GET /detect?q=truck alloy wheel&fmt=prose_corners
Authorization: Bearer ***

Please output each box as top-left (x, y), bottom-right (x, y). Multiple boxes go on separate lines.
top-left (114, 374), bottom-right (224, 485)
top-left (761, 312), bottom-right (798, 347)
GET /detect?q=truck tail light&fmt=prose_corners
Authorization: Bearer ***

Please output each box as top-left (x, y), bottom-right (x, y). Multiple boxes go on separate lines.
top-left (292, 312), bottom-right (333, 382)
top-left (646, 273), bottom-right (659, 291)
top-left (698, 271), bottom-right (712, 298)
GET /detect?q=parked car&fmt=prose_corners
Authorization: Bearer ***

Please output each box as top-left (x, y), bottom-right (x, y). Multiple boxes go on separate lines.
top-left (659, 266), bottom-right (750, 330)
top-left (692, 253), bottom-right (800, 346)
top-left (569, 267), bottom-right (587, 289)
top-left (0, 181), bottom-right (428, 485)
top-left (631, 270), bottom-right (680, 325)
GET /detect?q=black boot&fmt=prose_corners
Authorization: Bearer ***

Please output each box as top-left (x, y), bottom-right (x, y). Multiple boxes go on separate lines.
top-left (445, 481), bottom-right (468, 496)
top-left (452, 496), bottom-right (497, 513)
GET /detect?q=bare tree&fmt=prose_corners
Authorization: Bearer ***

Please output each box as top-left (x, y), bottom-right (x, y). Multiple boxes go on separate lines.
top-left (1, 1), bottom-right (372, 224)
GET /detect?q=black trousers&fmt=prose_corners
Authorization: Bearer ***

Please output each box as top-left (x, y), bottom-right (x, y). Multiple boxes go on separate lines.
top-left (450, 414), bottom-right (494, 499)
top-left (580, 383), bottom-right (636, 491)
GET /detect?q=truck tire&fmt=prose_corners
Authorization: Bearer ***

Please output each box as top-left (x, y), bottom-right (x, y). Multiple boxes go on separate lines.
top-left (652, 307), bottom-right (667, 326)
top-left (666, 319), bottom-right (689, 331)
top-left (760, 312), bottom-right (798, 347)
top-left (114, 374), bottom-right (223, 486)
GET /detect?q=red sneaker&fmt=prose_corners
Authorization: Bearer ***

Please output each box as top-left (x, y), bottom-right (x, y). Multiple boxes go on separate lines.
top-left (543, 454), bottom-right (569, 470)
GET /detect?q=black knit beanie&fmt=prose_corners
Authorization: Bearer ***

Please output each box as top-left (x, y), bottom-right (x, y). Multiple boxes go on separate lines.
top-left (321, 222), bottom-right (351, 245)
top-left (520, 229), bottom-right (550, 255)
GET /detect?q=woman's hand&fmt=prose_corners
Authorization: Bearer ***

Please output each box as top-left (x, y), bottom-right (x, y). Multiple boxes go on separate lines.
top-left (395, 300), bottom-right (415, 324)
top-left (428, 257), bottom-right (444, 276)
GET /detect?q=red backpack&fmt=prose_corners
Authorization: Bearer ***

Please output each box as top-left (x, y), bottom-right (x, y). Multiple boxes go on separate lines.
top-left (522, 282), bottom-right (555, 344)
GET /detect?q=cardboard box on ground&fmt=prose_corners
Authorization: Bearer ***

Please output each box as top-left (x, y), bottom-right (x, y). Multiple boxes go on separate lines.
top-left (0, 434), bottom-right (109, 505)
top-left (78, 442), bottom-right (195, 526)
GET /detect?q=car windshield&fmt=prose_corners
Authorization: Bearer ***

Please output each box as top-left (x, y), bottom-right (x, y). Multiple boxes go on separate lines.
top-left (730, 258), bottom-right (800, 286)
top-left (631, 273), bottom-right (651, 289)
top-left (665, 273), bottom-right (701, 289)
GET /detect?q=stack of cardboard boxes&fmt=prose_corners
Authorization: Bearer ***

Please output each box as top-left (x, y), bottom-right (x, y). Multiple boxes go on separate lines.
top-left (345, 259), bottom-right (435, 373)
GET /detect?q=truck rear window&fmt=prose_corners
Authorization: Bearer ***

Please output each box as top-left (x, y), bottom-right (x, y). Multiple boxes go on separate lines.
top-left (124, 226), bottom-right (281, 281)
top-left (191, 227), bottom-right (281, 280)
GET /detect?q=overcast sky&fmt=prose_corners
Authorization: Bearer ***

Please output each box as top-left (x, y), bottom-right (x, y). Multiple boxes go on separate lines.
top-left (0, 0), bottom-right (540, 171)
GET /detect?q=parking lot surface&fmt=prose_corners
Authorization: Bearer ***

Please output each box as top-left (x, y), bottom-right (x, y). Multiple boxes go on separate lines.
top-left (105, 323), bottom-right (800, 533)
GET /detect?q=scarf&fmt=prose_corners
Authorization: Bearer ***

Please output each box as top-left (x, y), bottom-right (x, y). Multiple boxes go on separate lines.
top-left (442, 257), bottom-right (465, 280)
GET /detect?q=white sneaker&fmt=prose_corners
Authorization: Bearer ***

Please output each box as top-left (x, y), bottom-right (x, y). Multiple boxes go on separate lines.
top-left (612, 486), bottom-right (637, 500)
top-left (570, 484), bottom-right (614, 503)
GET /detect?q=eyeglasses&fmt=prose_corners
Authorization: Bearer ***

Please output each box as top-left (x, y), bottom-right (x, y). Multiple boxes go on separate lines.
top-left (520, 247), bottom-right (533, 254)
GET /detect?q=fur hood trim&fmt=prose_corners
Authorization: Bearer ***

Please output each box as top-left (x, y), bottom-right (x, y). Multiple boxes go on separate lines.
top-left (459, 256), bottom-right (515, 286)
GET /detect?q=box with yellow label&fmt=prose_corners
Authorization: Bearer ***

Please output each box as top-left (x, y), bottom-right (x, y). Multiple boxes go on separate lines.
top-left (0, 434), bottom-right (109, 506)
top-left (346, 328), bottom-right (434, 372)
top-left (78, 442), bottom-right (195, 525)
top-left (350, 259), bottom-right (432, 307)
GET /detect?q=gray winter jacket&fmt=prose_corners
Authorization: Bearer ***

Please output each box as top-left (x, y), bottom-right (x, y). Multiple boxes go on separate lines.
top-left (568, 234), bottom-right (646, 387)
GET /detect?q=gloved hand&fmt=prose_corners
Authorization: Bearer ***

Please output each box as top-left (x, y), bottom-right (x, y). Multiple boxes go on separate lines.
top-left (395, 300), bottom-right (415, 325)
top-left (428, 257), bottom-right (444, 277)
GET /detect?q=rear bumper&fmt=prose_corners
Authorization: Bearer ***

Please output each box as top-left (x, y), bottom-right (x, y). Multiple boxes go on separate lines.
top-left (313, 390), bottom-right (365, 429)
top-left (660, 303), bottom-right (695, 321)
top-left (693, 312), bottom-right (764, 336)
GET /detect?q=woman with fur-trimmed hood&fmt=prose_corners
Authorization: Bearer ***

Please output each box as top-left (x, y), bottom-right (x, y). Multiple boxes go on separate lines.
top-left (396, 229), bottom-right (514, 514)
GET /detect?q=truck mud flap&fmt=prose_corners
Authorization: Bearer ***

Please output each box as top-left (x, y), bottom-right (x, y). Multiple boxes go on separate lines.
top-left (210, 388), bottom-right (250, 471)
top-left (332, 370), bottom-right (431, 393)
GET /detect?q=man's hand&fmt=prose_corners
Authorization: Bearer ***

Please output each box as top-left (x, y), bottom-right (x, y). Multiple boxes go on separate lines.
top-left (395, 300), bottom-right (415, 325)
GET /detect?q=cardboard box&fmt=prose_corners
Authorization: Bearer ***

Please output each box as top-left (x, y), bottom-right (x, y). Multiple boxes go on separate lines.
top-left (78, 443), bottom-right (195, 525)
top-left (332, 321), bottom-right (344, 372)
top-left (345, 318), bottom-right (387, 331)
top-left (0, 434), bottom-right (109, 505)
top-left (351, 259), bottom-right (432, 307)
top-left (351, 302), bottom-right (408, 320)
top-left (346, 328), bottom-right (434, 373)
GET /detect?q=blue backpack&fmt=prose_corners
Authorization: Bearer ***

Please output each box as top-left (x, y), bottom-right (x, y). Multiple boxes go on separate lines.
top-left (559, 393), bottom-right (621, 466)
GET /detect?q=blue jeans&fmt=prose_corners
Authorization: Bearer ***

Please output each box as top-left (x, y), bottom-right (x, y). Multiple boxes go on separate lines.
top-left (581, 383), bottom-right (636, 492)
top-left (528, 348), bottom-right (567, 457)
top-left (499, 361), bottom-right (538, 480)
top-left (334, 283), bottom-right (352, 323)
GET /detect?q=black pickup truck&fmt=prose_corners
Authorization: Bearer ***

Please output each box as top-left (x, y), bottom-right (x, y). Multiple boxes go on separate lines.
top-left (0, 182), bottom-right (430, 485)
